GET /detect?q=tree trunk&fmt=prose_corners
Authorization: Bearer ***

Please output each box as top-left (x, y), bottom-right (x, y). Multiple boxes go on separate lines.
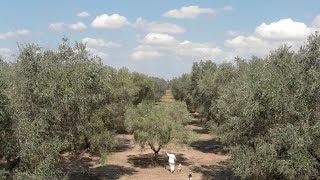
top-left (154, 151), bottom-right (159, 161)
top-left (82, 136), bottom-right (91, 150)
top-left (148, 143), bottom-right (162, 162)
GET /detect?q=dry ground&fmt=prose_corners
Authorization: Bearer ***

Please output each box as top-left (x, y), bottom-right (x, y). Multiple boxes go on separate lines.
top-left (63, 90), bottom-right (236, 180)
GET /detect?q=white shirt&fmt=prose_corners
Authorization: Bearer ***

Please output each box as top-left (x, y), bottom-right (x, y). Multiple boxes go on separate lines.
top-left (167, 153), bottom-right (176, 164)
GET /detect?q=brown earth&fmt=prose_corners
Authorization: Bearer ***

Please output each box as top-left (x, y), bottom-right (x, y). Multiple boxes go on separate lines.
top-left (63, 90), bottom-right (236, 180)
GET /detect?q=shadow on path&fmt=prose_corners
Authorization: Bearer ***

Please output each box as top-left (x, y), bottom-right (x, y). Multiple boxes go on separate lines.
top-left (190, 138), bottom-right (227, 154)
top-left (188, 119), bottom-right (206, 127)
top-left (192, 128), bottom-right (209, 134)
top-left (114, 137), bottom-right (132, 152)
top-left (191, 161), bottom-right (239, 180)
top-left (127, 153), bottom-right (192, 169)
top-left (64, 156), bottom-right (137, 180)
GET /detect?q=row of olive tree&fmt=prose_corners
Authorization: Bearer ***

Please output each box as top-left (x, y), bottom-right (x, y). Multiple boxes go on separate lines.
top-left (170, 32), bottom-right (320, 179)
top-left (0, 38), bottom-right (167, 179)
top-left (170, 60), bottom-right (235, 120)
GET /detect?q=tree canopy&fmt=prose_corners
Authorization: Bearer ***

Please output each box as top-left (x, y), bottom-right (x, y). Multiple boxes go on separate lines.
top-left (170, 32), bottom-right (320, 179)
top-left (125, 101), bottom-right (193, 160)
top-left (0, 38), bottom-right (167, 179)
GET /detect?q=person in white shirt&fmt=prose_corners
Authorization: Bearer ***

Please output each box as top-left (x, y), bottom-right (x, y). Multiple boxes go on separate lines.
top-left (166, 151), bottom-right (176, 173)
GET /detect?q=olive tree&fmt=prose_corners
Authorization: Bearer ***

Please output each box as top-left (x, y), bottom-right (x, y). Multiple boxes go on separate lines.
top-left (213, 34), bottom-right (320, 179)
top-left (0, 58), bottom-right (17, 179)
top-left (171, 32), bottom-right (320, 179)
top-left (125, 102), bottom-right (193, 160)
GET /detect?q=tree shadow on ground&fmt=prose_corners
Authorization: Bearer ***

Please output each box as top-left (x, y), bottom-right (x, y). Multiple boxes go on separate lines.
top-left (188, 119), bottom-right (206, 127)
top-left (188, 114), bottom-right (209, 130)
top-left (114, 137), bottom-right (132, 152)
top-left (192, 128), bottom-right (209, 134)
top-left (63, 156), bottom-right (137, 180)
top-left (127, 153), bottom-right (192, 169)
top-left (190, 138), bottom-right (227, 154)
top-left (191, 161), bottom-right (239, 180)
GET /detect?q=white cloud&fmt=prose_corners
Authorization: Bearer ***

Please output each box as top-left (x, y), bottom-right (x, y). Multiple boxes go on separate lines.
top-left (225, 30), bottom-right (247, 37)
top-left (141, 33), bottom-right (178, 46)
top-left (312, 15), bottom-right (320, 28)
top-left (225, 35), bottom-right (305, 59)
top-left (177, 40), bottom-right (222, 58)
top-left (163, 5), bottom-right (214, 19)
top-left (49, 23), bottom-right (65, 31)
top-left (86, 47), bottom-right (109, 60)
top-left (0, 48), bottom-right (11, 54)
top-left (82, 37), bottom-right (120, 48)
top-left (225, 36), bottom-right (265, 48)
top-left (254, 18), bottom-right (310, 40)
top-left (131, 50), bottom-right (162, 61)
top-left (224, 17), bottom-right (320, 60)
top-left (68, 22), bottom-right (87, 30)
top-left (163, 5), bottom-right (233, 19)
top-left (91, 14), bottom-right (129, 29)
top-left (225, 36), bottom-right (276, 57)
top-left (134, 17), bottom-right (185, 34)
top-left (0, 29), bottom-right (30, 40)
top-left (0, 48), bottom-right (11, 59)
top-left (49, 22), bottom-right (87, 31)
top-left (132, 33), bottom-right (223, 61)
top-left (77, 11), bottom-right (90, 17)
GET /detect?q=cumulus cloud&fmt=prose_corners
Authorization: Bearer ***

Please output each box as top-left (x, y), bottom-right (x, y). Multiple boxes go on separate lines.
top-left (86, 47), bottom-right (109, 60)
top-left (82, 37), bottom-right (121, 48)
top-left (163, 5), bottom-right (232, 19)
top-left (132, 33), bottom-right (223, 61)
top-left (163, 5), bottom-right (214, 19)
top-left (91, 14), bottom-right (129, 29)
top-left (225, 36), bottom-right (277, 57)
top-left (68, 22), bottom-right (87, 30)
top-left (77, 11), bottom-right (90, 17)
top-left (225, 36), bottom-right (265, 48)
top-left (48, 23), bottom-right (65, 31)
top-left (49, 22), bottom-right (87, 31)
top-left (141, 33), bottom-right (179, 46)
top-left (0, 29), bottom-right (30, 40)
top-left (225, 30), bottom-right (247, 37)
top-left (177, 40), bottom-right (222, 58)
top-left (131, 50), bottom-right (162, 61)
top-left (254, 18), bottom-right (310, 40)
top-left (0, 48), bottom-right (11, 59)
top-left (134, 17), bottom-right (185, 34)
top-left (224, 17), bottom-right (320, 59)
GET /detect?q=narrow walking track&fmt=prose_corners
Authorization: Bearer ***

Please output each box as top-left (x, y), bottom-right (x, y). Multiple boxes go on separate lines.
top-left (64, 90), bottom-right (233, 180)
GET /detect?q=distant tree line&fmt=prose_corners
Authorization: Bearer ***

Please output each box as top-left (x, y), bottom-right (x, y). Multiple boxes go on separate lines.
top-left (170, 32), bottom-right (320, 179)
top-left (0, 38), bottom-right (167, 179)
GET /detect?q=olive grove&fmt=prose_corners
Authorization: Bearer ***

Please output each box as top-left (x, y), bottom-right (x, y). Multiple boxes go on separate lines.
top-left (0, 38), bottom-right (167, 179)
top-left (171, 32), bottom-right (320, 179)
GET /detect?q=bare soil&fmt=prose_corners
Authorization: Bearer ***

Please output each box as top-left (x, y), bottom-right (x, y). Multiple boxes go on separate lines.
top-left (63, 90), bottom-right (236, 180)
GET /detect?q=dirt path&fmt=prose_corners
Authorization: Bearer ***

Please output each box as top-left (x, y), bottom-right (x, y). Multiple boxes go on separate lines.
top-left (63, 90), bottom-right (235, 180)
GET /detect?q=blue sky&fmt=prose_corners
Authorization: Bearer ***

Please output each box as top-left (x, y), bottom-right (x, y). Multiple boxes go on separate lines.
top-left (1, 0), bottom-right (320, 79)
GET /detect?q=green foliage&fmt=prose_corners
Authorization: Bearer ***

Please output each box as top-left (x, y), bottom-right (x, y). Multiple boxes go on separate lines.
top-left (171, 60), bottom-right (235, 120)
top-left (0, 59), bottom-right (16, 180)
top-left (125, 102), bottom-right (193, 158)
top-left (0, 169), bottom-right (8, 180)
top-left (170, 73), bottom-right (191, 101)
top-left (171, 32), bottom-right (320, 179)
top-left (0, 38), bottom-right (167, 178)
top-left (216, 42), bottom-right (320, 179)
